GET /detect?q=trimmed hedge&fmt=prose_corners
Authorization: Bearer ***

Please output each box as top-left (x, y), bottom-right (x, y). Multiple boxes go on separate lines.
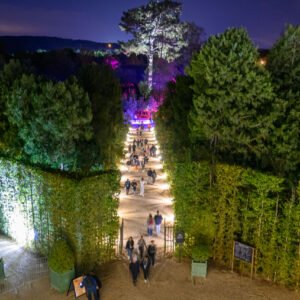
top-left (172, 162), bottom-right (300, 287)
top-left (0, 157), bottom-right (120, 271)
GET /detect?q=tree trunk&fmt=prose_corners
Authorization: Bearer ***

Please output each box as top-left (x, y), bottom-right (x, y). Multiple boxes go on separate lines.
top-left (148, 39), bottom-right (154, 90)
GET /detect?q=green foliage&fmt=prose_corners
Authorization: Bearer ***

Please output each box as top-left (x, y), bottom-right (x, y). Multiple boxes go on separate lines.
top-left (187, 28), bottom-right (276, 168)
top-left (119, 0), bottom-right (188, 88)
top-left (267, 24), bottom-right (300, 177)
top-left (78, 64), bottom-right (126, 169)
top-left (138, 81), bottom-right (151, 100)
top-left (48, 239), bottom-right (75, 273)
top-left (0, 157), bottom-right (120, 271)
top-left (191, 245), bottom-right (210, 263)
top-left (171, 161), bottom-right (300, 287)
top-left (4, 72), bottom-right (93, 170)
top-left (155, 75), bottom-right (194, 168)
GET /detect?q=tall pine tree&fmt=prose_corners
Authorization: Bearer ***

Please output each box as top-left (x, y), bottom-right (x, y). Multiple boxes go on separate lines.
top-left (187, 28), bottom-right (276, 168)
top-left (267, 24), bottom-right (300, 179)
top-left (119, 0), bottom-right (187, 90)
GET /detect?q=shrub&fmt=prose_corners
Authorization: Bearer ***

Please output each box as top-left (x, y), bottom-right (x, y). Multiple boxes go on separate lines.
top-left (192, 244), bottom-right (210, 263)
top-left (48, 239), bottom-right (75, 273)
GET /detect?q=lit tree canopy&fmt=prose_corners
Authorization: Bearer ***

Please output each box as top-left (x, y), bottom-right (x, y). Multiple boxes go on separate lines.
top-left (267, 24), bottom-right (300, 177)
top-left (187, 28), bottom-right (276, 166)
top-left (119, 0), bottom-right (188, 89)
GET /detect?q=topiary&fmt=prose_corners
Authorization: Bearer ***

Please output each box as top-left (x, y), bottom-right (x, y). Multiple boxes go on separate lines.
top-left (191, 244), bottom-right (210, 263)
top-left (48, 239), bottom-right (75, 273)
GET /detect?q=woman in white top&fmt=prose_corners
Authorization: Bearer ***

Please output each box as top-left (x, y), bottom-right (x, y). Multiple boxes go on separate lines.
top-left (140, 177), bottom-right (145, 197)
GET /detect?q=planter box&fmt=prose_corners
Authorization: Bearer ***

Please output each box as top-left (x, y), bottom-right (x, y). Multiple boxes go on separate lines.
top-left (191, 260), bottom-right (207, 278)
top-left (50, 267), bottom-right (75, 293)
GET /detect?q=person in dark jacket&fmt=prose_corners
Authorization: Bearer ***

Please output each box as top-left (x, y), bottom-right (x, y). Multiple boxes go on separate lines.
top-left (147, 169), bottom-right (153, 184)
top-left (125, 236), bottom-right (134, 261)
top-left (137, 235), bottom-right (147, 259)
top-left (128, 144), bottom-right (131, 153)
top-left (124, 179), bottom-right (131, 195)
top-left (132, 144), bottom-right (136, 154)
top-left (140, 255), bottom-right (151, 283)
top-left (80, 274), bottom-right (101, 300)
top-left (131, 179), bottom-right (137, 195)
top-left (129, 255), bottom-right (140, 286)
top-left (147, 240), bottom-right (157, 266)
top-left (154, 210), bottom-right (163, 235)
top-left (152, 170), bottom-right (157, 184)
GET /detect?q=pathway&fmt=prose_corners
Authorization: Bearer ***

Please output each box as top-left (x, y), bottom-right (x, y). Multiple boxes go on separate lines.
top-left (118, 125), bottom-right (174, 249)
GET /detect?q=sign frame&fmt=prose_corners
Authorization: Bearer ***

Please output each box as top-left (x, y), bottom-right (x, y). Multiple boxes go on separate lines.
top-left (175, 231), bottom-right (185, 244)
top-left (67, 276), bottom-right (86, 299)
top-left (231, 241), bottom-right (255, 279)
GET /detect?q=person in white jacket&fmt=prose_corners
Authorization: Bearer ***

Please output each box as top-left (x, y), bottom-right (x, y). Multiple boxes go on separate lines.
top-left (140, 177), bottom-right (145, 197)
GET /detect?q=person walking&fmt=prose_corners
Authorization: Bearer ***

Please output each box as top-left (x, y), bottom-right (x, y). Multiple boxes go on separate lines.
top-left (144, 138), bottom-right (148, 145)
top-left (135, 159), bottom-right (139, 172)
top-left (147, 240), bottom-right (157, 266)
top-left (152, 170), bottom-right (157, 184)
top-left (147, 169), bottom-right (153, 184)
top-left (140, 255), bottom-right (151, 283)
top-left (125, 237), bottom-right (134, 261)
top-left (133, 144), bottom-right (136, 154)
top-left (137, 139), bottom-right (140, 148)
top-left (80, 274), bottom-right (102, 300)
top-left (131, 179), bottom-right (137, 195)
top-left (140, 177), bottom-right (145, 197)
top-left (124, 179), bottom-right (131, 195)
top-left (137, 235), bottom-right (147, 259)
top-left (147, 214), bottom-right (154, 237)
top-left (148, 123), bottom-right (151, 132)
top-left (136, 128), bottom-right (139, 136)
top-left (128, 144), bottom-right (131, 154)
top-left (129, 255), bottom-right (140, 286)
top-left (154, 210), bottom-right (163, 235)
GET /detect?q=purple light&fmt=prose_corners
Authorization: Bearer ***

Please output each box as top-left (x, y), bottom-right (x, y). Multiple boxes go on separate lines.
top-left (105, 55), bottom-right (119, 70)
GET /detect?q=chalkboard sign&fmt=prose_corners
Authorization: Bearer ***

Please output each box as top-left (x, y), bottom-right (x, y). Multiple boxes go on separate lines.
top-left (232, 241), bottom-right (255, 279)
top-left (234, 242), bottom-right (253, 263)
top-left (175, 231), bottom-right (185, 244)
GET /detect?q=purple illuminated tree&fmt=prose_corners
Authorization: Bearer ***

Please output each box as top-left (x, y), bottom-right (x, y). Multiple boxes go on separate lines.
top-left (119, 0), bottom-right (187, 90)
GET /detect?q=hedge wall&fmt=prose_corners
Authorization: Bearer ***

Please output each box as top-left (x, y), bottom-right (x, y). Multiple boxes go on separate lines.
top-left (0, 157), bottom-right (120, 271)
top-left (172, 161), bottom-right (300, 287)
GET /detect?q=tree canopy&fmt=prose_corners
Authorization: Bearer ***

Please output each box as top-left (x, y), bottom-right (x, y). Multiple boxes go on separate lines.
top-left (187, 28), bottom-right (276, 168)
top-left (119, 0), bottom-right (187, 89)
top-left (267, 24), bottom-right (300, 177)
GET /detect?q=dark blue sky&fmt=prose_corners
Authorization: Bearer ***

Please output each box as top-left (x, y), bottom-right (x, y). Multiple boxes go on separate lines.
top-left (0, 0), bottom-right (299, 48)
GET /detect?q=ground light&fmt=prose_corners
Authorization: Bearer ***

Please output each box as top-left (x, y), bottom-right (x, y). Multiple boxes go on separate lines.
top-left (159, 183), bottom-right (170, 190)
top-left (165, 213), bottom-right (174, 223)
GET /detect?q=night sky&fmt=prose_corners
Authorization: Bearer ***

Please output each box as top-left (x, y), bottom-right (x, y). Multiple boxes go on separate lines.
top-left (0, 0), bottom-right (299, 49)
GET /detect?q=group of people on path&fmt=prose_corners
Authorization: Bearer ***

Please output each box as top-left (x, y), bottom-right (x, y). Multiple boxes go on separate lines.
top-left (124, 177), bottom-right (146, 196)
top-left (146, 211), bottom-right (163, 236)
top-left (126, 237), bottom-right (157, 286)
top-left (123, 127), bottom-right (164, 287)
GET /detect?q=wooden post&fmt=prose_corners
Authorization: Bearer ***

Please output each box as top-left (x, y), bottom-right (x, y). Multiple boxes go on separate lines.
top-left (250, 248), bottom-right (254, 279)
top-left (231, 241), bottom-right (235, 272)
top-left (119, 218), bottom-right (124, 255)
top-left (164, 218), bottom-right (166, 255)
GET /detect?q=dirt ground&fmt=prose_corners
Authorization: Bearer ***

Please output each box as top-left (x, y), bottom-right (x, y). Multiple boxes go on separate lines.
top-left (2, 257), bottom-right (299, 300)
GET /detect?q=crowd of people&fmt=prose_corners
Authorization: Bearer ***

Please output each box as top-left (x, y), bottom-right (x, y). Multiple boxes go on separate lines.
top-left (126, 236), bottom-right (157, 286)
top-left (123, 125), bottom-right (165, 287)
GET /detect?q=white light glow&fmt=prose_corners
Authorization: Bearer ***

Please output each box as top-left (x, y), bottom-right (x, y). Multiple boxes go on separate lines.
top-left (163, 198), bottom-right (173, 205)
top-left (165, 214), bottom-right (174, 223)
top-left (159, 183), bottom-right (170, 190)
top-left (120, 165), bottom-right (128, 171)
top-left (159, 173), bottom-right (167, 179)
top-left (10, 205), bottom-right (35, 247)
